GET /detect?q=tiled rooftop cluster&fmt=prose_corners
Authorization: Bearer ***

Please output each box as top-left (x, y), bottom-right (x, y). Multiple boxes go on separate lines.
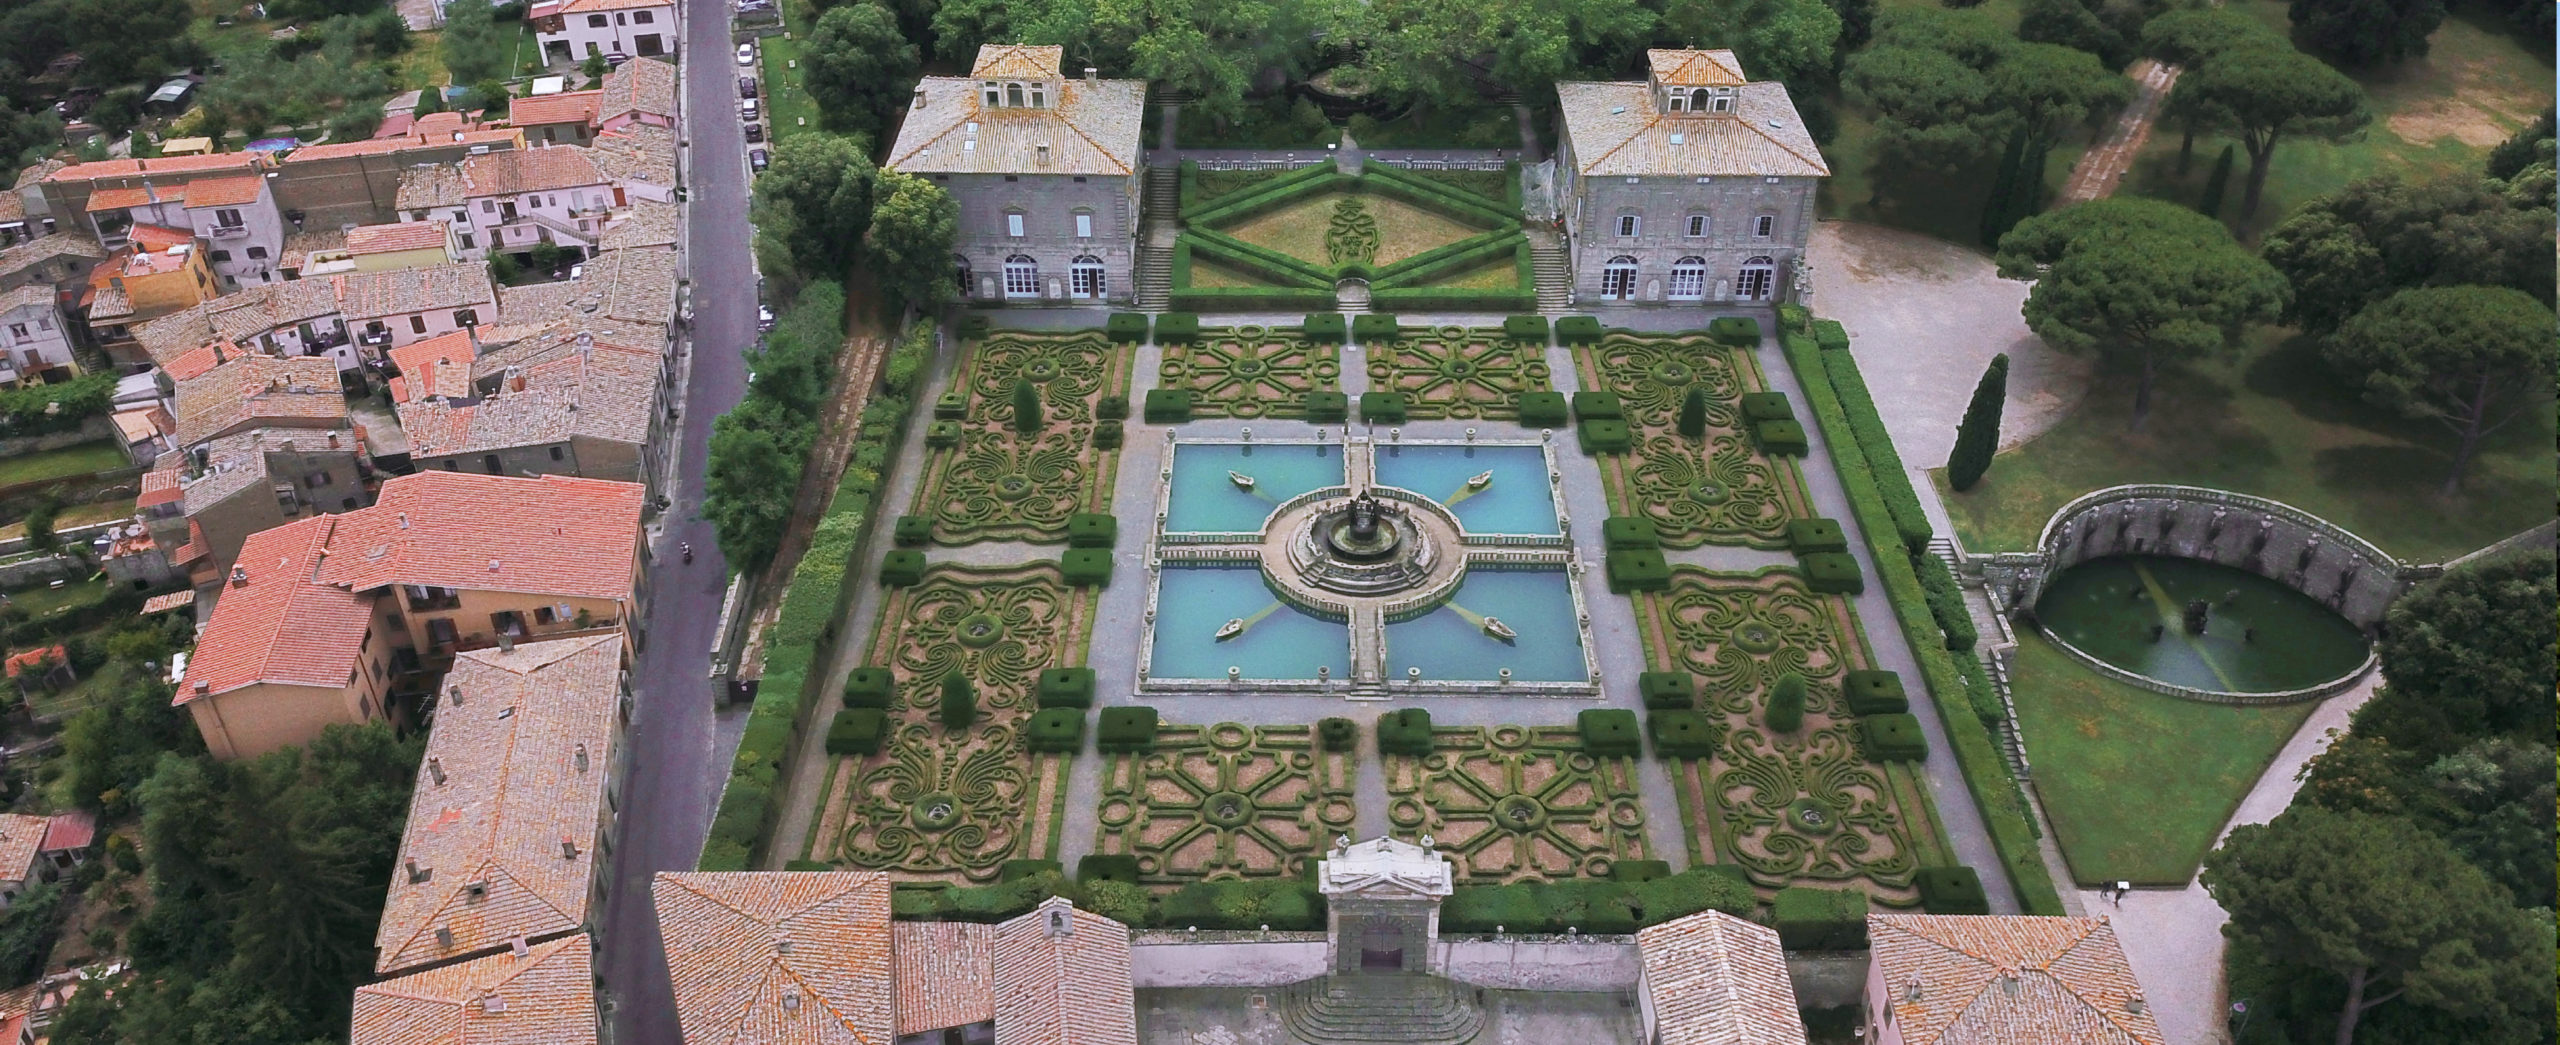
top-left (396, 331), bottom-right (661, 460)
top-left (1867, 915), bottom-right (2165, 1045)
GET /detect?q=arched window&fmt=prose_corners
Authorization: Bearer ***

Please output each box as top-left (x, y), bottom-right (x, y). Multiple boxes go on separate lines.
top-left (1070, 255), bottom-right (1106, 299)
top-left (1666, 91), bottom-right (1685, 112)
top-left (983, 81), bottom-right (1000, 106)
top-left (1736, 256), bottom-right (1775, 302)
top-left (953, 254), bottom-right (974, 295)
top-left (1602, 256), bottom-right (1638, 301)
top-left (1690, 88), bottom-right (1712, 111)
top-left (1007, 82), bottom-right (1026, 107)
top-left (1668, 257), bottom-right (1707, 301)
top-left (1003, 255), bottom-right (1039, 298)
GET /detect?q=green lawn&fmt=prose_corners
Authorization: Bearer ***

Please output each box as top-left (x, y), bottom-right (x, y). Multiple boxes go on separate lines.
top-left (2007, 630), bottom-right (2320, 886)
top-left (1933, 328), bottom-right (2555, 562)
top-left (0, 442), bottom-right (129, 491)
top-left (1, 575), bottom-right (110, 618)
top-left (761, 32), bottom-right (819, 143)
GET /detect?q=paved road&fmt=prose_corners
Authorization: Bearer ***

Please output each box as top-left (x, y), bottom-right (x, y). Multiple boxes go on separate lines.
top-left (599, 2), bottom-right (757, 1042)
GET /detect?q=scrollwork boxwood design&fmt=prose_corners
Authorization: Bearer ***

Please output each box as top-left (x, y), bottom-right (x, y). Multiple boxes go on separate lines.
top-left (1382, 725), bottom-right (1651, 884)
top-left (825, 565), bottom-right (1093, 883)
top-left (1156, 327), bottom-right (1341, 419)
top-left (1363, 328), bottom-right (1552, 420)
top-left (1326, 197), bottom-right (1379, 266)
top-left (1714, 725), bottom-right (1917, 892)
top-left (1091, 723), bottom-right (1357, 883)
top-left (1653, 577), bottom-right (1849, 708)
top-left (919, 332), bottom-right (1128, 543)
top-left (923, 437), bottom-right (1093, 543)
top-left (966, 331), bottom-right (1118, 428)
top-left (1578, 332), bottom-right (1806, 548)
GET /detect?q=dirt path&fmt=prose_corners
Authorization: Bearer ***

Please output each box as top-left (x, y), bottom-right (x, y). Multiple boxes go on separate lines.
top-left (2056, 59), bottom-right (2180, 206)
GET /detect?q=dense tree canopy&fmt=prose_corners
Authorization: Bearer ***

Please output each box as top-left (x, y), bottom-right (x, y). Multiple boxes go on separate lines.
top-left (2365, 550), bottom-right (2558, 753)
top-left (2287, 0), bottom-right (2444, 68)
top-left (1654, 0), bottom-right (1844, 89)
top-left (2170, 45), bottom-right (2368, 220)
top-left (754, 134), bottom-right (879, 281)
top-left (1995, 197), bottom-right (2286, 423)
top-left (2324, 286), bottom-right (2556, 493)
top-left (2260, 172), bottom-right (2556, 334)
top-left (440, 0), bottom-right (513, 87)
top-left (865, 170), bottom-right (960, 314)
top-left (803, 2), bottom-right (918, 138)
top-left (934, 0), bottom-right (1332, 127)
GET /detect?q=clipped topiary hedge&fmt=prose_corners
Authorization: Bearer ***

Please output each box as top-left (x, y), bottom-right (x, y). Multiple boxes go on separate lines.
top-left (1860, 714), bottom-right (1928, 762)
top-left (934, 392), bottom-right (967, 419)
top-left (1786, 518), bottom-right (1848, 554)
top-left (1440, 869), bottom-right (1753, 934)
top-left (1772, 886), bottom-right (1871, 950)
top-left (1503, 315), bottom-right (1549, 342)
top-left (1319, 716), bottom-right (1358, 752)
top-left (1155, 312), bottom-right (1202, 343)
top-left (1799, 551), bottom-right (1865, 595)
top-left (1359, 391), bottom-right (1408, 425)
top-left (1639, 671), bottom-right (1697, 710)
top-left (1755, 419), bottom-right (1809, 457)
top-left (1578, 418), bottom-right (1632, 455)
top-left (826, 709), bottom-right (888, 756)
top-left (893, 515), bottom-right (933, 546)
top-left (1777, 303), bottom-right (1811, 333)
top-left (1604, 516), bottom-right (1662, 551)
top-left (1303, 390), bottom-right (1349, 423)
top-left (1000, 858), bottom-right (1064, 882)
top-left (925, 420), bottom-right (962, 448)
top-left (841, 666), bottom-right (894, 708)
top-left (1352, 313), bottom-right (1401, 342)
top-left (1097, 394), bottom-right (1129, 421)
top-left (1842, 669), bottom-right (1910, 716)
top-left (1706, 316), bottom-right (1762, 347)
top-left (1605, 547), bottom-right (1670, 592)
top-left (881, 550), bottom-right (927, 587)
top-left (1377, 707), bottom-right (1434, 756)
top-left (1026, 707), bottom-right (1086, 752)
top-left (1648, 709), bottom-right (1719, 759)
top-left (1917, 866), bottom-right (1990, 914)
top-left (1061, 549), bottom-right (1113, 587)
top-left (1812, 319), bottom-right (1850, 352)
top-left (1516, 391), bottom-right (1569, 428)
top-left (1577, 709), bottom-right (1641, 757)
top-left (1036, 667), bottom-right (1096, 708)
top-left (1611, 859), bottom-right (1673, 883)
top-left (1144, 389), bottom-right (1194, 423)
top-left (1556, 316), bottom-right (1604, 345)
top-left (1915, 553), bottom-right (1979, 651)
top-left (1093, 420), bottom-right (1124, 449)
top-left (1303, 312), bottom-right (1348, 343)
top-left (1097, 706), bottom-right (1159, 753)
top-left (1067, 513), bottom-right (1117, 549)
top-left (1160, 878), bottom-right (1326, 931)
top-left (1078, 853), bottom-right (1142, 884)
top-left (1820, 349), bottom-right (1932, 552)
top-left (1739, 391), bottom-right (1795, 422)
top-left (1570, 390), bottom-right (1623, 421)
top-left (1106, 313), bottom-right (1150, 343)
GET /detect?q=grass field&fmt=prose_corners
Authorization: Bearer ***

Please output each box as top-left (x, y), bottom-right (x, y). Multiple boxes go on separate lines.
top-left (760, 32), bottom-right (818, 143)
top-left (0, 442), bottom-right (129, 491)
top-left (1933, 328), bottom-right (2555, 562)
top-left (1222, 192), bottom-right (1486, 267)
top-left (1, 575), bottom-right (109, 618)
top-left (0, 499), bottom-right (137, 542)
top-left (2007, 631), bottom-right (2321, 885)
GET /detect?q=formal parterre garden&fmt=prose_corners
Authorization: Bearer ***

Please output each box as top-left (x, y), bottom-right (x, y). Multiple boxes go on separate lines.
top-left (1171, 161), bottom-right (1535, 312)
top-left (1384, 725), bottom-right (1655, 884)
top-left (1154, 325), bottom-right (1342, 419)
top-left (913, 330), bottom-right (1131, 544)
top-left (808, 563), bottom-right (1093, 883)
top-left (1577, 331), bottom-right (1813, 549)
top-left (1089, 722), bottom-right (1358, 884)
top-left (1364, 326), bottom-right (1554, 421)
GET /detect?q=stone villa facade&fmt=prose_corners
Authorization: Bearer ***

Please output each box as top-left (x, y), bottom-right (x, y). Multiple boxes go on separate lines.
top-left (886, 45), bottom-right (1146, 307)
top-left (1555, 49), bottom-right (1829, 307)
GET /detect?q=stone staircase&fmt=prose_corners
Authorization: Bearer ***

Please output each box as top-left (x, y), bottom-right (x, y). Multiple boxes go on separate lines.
top-left (1280, 974), bottom-right (1487, 1045)
top-left (1526, 227), bottom-right (1570, 311)
top-left (1928, 535), bottom-right (2038, 783)
top-left (1135, 165), bottom-right (1179, 310)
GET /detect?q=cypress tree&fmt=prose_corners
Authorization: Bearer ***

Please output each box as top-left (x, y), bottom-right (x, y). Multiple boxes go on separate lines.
top-left (1945, 354), bottom-right (2009, 492)
top-left (1978, 133), bottom-right (2027, 248)
top-left (940, 671), bottom-right (976, 730)
top-left (1767, 673), bottom-right (1806, 733)
top-left (2196, 144), bottom-right (2236, 222)
top-left (1012, 377), bottom-right (1042, 434)
top-left (1677, 385), bottom-right (1708, 438)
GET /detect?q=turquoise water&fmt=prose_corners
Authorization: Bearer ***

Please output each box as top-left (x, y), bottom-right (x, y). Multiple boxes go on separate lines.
top-left (1372, 444), bottom-right (1558, 535)
top-left (2035, 555), bottom-right (2369, 693)
top-left (1164, 442), bottom-right (1345, 533)
top-left (1149, 565), bottom-right (1352, 681)
top-left (1384, 568), bottom-right (1585, 682)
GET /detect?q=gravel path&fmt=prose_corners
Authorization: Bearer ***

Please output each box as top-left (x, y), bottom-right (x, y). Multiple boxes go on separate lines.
top-left (2058, 60), bottom-right (2181, 205)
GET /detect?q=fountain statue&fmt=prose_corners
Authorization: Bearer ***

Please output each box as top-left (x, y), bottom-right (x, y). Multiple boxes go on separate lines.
top-left (2183, 599), bottom-right (2211, 634)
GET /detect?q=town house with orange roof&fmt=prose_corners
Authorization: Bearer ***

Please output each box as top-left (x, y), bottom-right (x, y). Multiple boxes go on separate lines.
top-left (1554, 49), bottom-right (1829, 306)
top-left (65, 165), bottom-right (287, 292)
top-left (0, 283), bottom-right (76, 387)
top-left (508, 57), bottom-right (676, 147)
top-left (160, 423), bottom-right (373, 584)
top-left (0, 813), bottom-right (60, 908)
top-left (1863, 914), bottom-right (2165, 1045)
top-left (398, 148), bottom-right (621, 265)
top-left (272, 126), bottom-right (526, 231)
top-left (529, 0), bottom-right (674, 64)
top-left (177, 470), bottom-right (646, 759)
top-left (886, 45), bottom-right (1147, 307)
top-left (351, 934), bottom-right (601, 1045)
top-left (400, 330), bottom-right (668, 486)
top-left (372, 633), bottom-right (628, 977)
top-left (82, 225), bottom-right (220, 366)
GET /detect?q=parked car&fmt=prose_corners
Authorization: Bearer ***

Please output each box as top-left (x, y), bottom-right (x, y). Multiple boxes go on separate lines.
top-left (757, 305), bottom-right (776, 332)
top-left (603, 52), bottom-right (630, 66)
top-left (740, 77), bottom-right (757, 99)
top-left (749, 149), bottom-right (769, 173)
top-left (743, 121), bottom-right (764, 143)
top-left (741, 97), bottom-right (760, 122)
top-left (736, 42), bottom-right (756, 65)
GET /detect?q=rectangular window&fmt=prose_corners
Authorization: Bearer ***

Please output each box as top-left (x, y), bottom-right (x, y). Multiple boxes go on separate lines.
top-left (632, 10), bottom-right (650, 21)
top-left (1686, 215), bottom-right (1707, 238)
top-left (410, 315), bottom-right (429, 334)
top-left (1074, 213), bottom-right (1092, 238)
top-left (587, 13), bottom-right (606, 25)
top-left (1006, 213), bottom-right (1025, 237)
top-left (209, 250), bottom-right (232, 262)
top-left (459, 233), bottom-right (474, 249)
top-left (5, 324), bottom-right (23, 340)
top-left (454, 309), bottom-right (477, 327)
top-left (1616, 214), bottom-right (1639, 238)
top-left (1754, 215), bottom-right (1775, 238)
top-left (247, 246), bottom-right (267, 259)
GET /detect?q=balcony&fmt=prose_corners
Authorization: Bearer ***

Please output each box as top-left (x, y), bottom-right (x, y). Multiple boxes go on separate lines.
top-left (210, 224), bottom-right (249, 239)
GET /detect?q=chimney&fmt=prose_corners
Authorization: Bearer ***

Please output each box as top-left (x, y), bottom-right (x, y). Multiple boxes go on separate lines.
top-left (573, 744), bottom-right (589, 773)
top-left (229, 565), bottom-right (248, 587)
top-left (434, 927), bottom-right (455, 949)
top-left (506, 365), bottom-right (525, 392)
top-left (508, 936), bottom-right (530, 958)
top-left (1084, 66), bottom-right (1097, 84)
top-left (1045, 901), bottom-right (1071, 938)
top-left (912, 86), bottom-right (927, 110)
top-left (497, 634), bottom-right (514, 653)
top-left (1035, 144), bottom-right (1051, 166)
top-left (780, 991), bottom-right (800, 1012)
top-left (427, 757), bottom-right (446, 785)
top-left (448, 684), bottom-right (464, 706)
top-left (405, 858), bottom-right (429, 883)
top-left (2126, 990), bottom-right (2146, 1015)
top-left (326, 430), bottom-right (338, 448)
top-left (397, 511), bottom-right (410, 529)
top-left (489, 558), bottom-right (502, 572)
top-left (559, 838), bottom-right (579, 859)
top-left (480, 992), bottom-right (506, 1014)
top-left (1903, 977), bottom-right (1922, 1004)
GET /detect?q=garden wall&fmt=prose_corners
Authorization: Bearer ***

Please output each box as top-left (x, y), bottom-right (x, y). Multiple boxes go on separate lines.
top-left (1130, 936), bottom-right (1327, 987)
top-left (1437, 936), bottom-right (1638, 991)
top-left (0, 553), bottom-right (84, 589)
top-left (2001, 485), bottom-right (2414, 630)
top-left (0, 416), bottom-right (117, 458)
top-left (1785, 952), bottom-right (1871, 1008)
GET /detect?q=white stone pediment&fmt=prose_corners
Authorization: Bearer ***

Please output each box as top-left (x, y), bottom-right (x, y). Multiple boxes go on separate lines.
top-left (1318, 837), bottom-right (1454, 899)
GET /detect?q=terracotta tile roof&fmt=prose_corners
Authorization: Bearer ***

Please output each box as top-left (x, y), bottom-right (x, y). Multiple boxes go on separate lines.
top-left (1867, 915), bottom-right (2165, 1045)
top-left (139, 456), bottom-right (184, 506)
top-left (313, 471), bottom-right (643, 601)
top-left (461, 147), bottom-right (606, 197)
top-left (111, 403), bottom-right (172, 446)
top-left (531, 0), bottom-right (670, 14)
top-left (11, 159), bottom-right (65, 191)
top-left (397, 166), bottom-right (472, 210)
top-left (894, 922), bottom-right (995, 1035)
top-left (85, 185), bottom-right (153, 212)
top-left (373, 634), bottom-right (624, 975)
top-left (1555, 79), bottom-right (1829, 178)
top-left (347, 220), bottom-right (451, 256)
top-left (351, 934), bottom-right (599, 1045)
top-left (1649, 48), bottom-right (1749, 86)
top-left (888, 74), bottom-right (1146, 177)
top-left (0, 283), bottom-right (53, 315)
top-left (511, 91), bottom-right (604, 129)
top-left (991, 898), bottom-right (1138, 1045)
top-left (651, 871), bottom-right (897, 1045)
top-left (182, 175), bottom-right (266, 208)
top-left (289, 128), bottom-right (524, 164)
top-left (972, 44), bottom-right (1064, 79)
top-left (47, 152), bottom-right (263, 184)
top-left (336, 262), bottom-right (495, 322)
top-left (1, 646), bottom-right (64, 679)
top-left (179, 427), bottom-right (355, 515)
top-left (398, 335), bottom-right (659, 459)
top-left (175, 515), bottom-right (373, 702)
top-left (163, 342), bottom-right (226, 381)
top-left (1636, 910), bottom-right (1805, 1045)
top-left (142, 589), bottom-right (197, 615)
top-left (388, 328), bottom-right (480, 404)
top-left (0, 815), bottom-right (48, 880)
top-left (0, 231), bottom-right (107, 284)
top-left (597, 200), bottom-right (678, 251)
top-left (173, 354), bottom-right (346, 446)
top-left (135, 279), bottom-right (347, 366)
top-left (600, 58), bottom-right (677, 122)
top-left (590, 123), bottom-right (676, 188)
top-left (38, 811), bottom-right (95, 853)
top-left (281, 227), bottom-right (348, 272)
top-left (491, 247), bottom-right (673, 339)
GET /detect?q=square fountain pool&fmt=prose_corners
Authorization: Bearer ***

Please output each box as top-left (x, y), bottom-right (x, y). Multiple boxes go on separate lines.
top-left (1382, 567), bottom-right (1587, 682)
top-left (1146, 564), bottom-right (1352, 682)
